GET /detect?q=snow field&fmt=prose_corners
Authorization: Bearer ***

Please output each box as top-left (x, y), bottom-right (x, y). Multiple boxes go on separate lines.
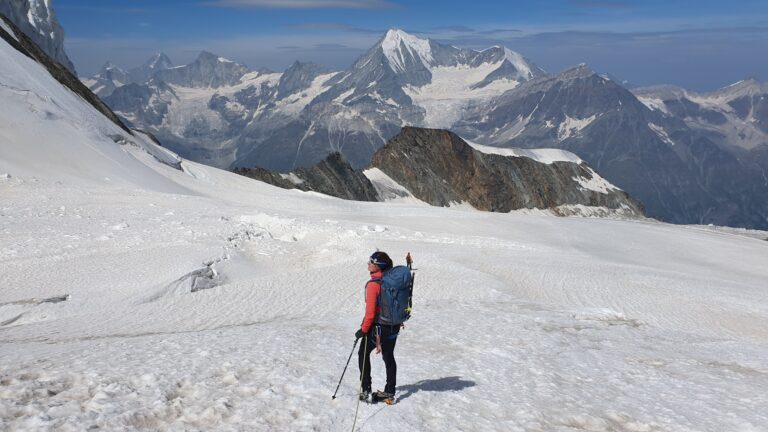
top-left (2, 171), bottom-right (768, 431)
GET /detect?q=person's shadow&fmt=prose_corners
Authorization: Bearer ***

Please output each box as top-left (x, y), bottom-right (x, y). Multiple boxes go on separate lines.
top-left (396, 376), bottom-right (475, 402)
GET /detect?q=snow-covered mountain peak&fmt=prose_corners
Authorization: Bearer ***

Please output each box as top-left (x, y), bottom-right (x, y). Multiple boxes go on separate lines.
top-left (503, 47), bottom-right (535, 80)
top-left (101, 61), bottom-right (122, 71)
top-left (379, 28), bottom-right (434, 72)
top-left (277, 60), bottom-right (327, 98)
top-left (632, 84), bottom-right (689, 101)
top-left (711, 78), bottom-right (767, 100)
top-left (144, 52), bottom-right (173, 70)
top-left (559, 63), bottom-right (598, 81)
top-left (193, 51), bottom-right (241, 67)
top-left (196, 50), bottom-right (220, 63)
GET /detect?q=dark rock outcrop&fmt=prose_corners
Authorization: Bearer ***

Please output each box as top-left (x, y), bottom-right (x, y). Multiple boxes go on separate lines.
top-left (234, 152), bottom-right (380, 201)
top-left (370, 127), bottom-right (644, 214)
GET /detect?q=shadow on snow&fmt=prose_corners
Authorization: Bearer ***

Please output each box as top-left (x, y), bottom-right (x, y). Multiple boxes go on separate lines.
top-left (396, 376), bottom-right (476, 402)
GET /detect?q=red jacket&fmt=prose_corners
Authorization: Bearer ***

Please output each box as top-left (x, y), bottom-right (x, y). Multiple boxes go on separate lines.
top-left (360, 271), bottom-right (382, 333)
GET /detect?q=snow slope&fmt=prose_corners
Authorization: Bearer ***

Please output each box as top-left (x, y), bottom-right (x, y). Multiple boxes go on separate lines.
top-left (467, 140), bottom-right (584, 165)
top-left (2, 35), bottom-right (768, 432)
top-left (0, 34), bottom-right (187, 194)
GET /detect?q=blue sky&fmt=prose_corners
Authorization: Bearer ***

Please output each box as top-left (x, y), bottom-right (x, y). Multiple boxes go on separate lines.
top-left (57, 0), bottom-right (768, 90)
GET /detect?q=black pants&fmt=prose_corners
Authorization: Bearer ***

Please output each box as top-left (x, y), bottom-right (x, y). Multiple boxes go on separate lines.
top-left (358, 324), bottom-right (399, 394)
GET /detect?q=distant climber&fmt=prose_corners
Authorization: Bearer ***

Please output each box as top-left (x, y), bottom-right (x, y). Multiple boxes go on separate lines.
top-left (405, 252), bottom-right (413, 270)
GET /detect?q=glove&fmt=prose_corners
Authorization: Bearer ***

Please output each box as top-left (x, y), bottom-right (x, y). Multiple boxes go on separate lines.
top-left (355, 329), bottom-right (366, 339)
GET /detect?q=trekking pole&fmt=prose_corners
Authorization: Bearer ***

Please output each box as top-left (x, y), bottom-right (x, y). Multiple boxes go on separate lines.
top-left (332, 337), bottom-right (359, 399)
top-left (351, 334), bottom-right (368, 432)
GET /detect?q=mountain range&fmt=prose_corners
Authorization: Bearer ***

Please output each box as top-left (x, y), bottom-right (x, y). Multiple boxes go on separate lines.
top-left (0, 10), bottom-right (639, 222)
top-left (90, 29), bottom-right (544, 173)
top-left (80, 29), bottom-right (768, 229)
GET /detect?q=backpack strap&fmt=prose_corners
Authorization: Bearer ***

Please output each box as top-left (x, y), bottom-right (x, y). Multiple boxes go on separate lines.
top-left (367, 277), bottom-right (383, 324)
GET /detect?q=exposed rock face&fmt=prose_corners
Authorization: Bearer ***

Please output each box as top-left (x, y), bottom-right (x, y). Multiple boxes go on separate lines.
top-left (105, 81), bottom-right (175, 127)
top-left (277, 61), bottom-right (326, 98)
top-left (633, 80), bottom-right (768, 151)
top-left (154, 51), bottom-right (249, 88)
top-left (234, 127), bottom-right (642, 216)
top-left (0, 15), bottom-right (130, 134)
top-left (0, 0), bottom-right (75, 73)
top-left (234, 153), bottom-right (380, 201)
top-left (130, 52), bottom-right (174, 83)
top-left (629, 82), bottom-right (768, 229)
top-left (370, 127), bottom-right (643, 215)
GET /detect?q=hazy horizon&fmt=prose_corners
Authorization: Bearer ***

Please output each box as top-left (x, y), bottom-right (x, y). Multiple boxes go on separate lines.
top-left (58, 0), bottom-right (768, 91)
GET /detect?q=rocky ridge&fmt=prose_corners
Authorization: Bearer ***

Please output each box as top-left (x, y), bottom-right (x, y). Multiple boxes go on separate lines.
top-left (234, 152), bottom-right (379, 202)
top-left (236, 126), bottom-right (644, 219)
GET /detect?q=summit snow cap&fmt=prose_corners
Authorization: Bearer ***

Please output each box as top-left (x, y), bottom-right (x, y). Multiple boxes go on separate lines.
top-left (380, 28), bottom-right (434, 73)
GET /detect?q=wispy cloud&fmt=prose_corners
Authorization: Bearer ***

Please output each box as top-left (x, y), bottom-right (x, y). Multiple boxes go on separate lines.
top-left (313, 43), bottom-right (351, 49)
top-left (203, 0), bottom-right (399, 9)
top-left (430, 25), bottom-right (768, 90)
top-left (284, 22), bottom-right (384, 33)
top-left (432, 25), bottom-right (476, 33)
top-left (476, 28), bottom-right (523, 35)
top-left (56, 5), bottom-right (147, 14)
top-left (568, 0), bottom-right (634, 8)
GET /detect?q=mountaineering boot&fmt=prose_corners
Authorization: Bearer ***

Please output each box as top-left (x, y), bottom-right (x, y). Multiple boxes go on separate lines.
top-left (372, 390), bottom-right (395, 405)
top-left (359, 390), bottom-right (371, 402)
